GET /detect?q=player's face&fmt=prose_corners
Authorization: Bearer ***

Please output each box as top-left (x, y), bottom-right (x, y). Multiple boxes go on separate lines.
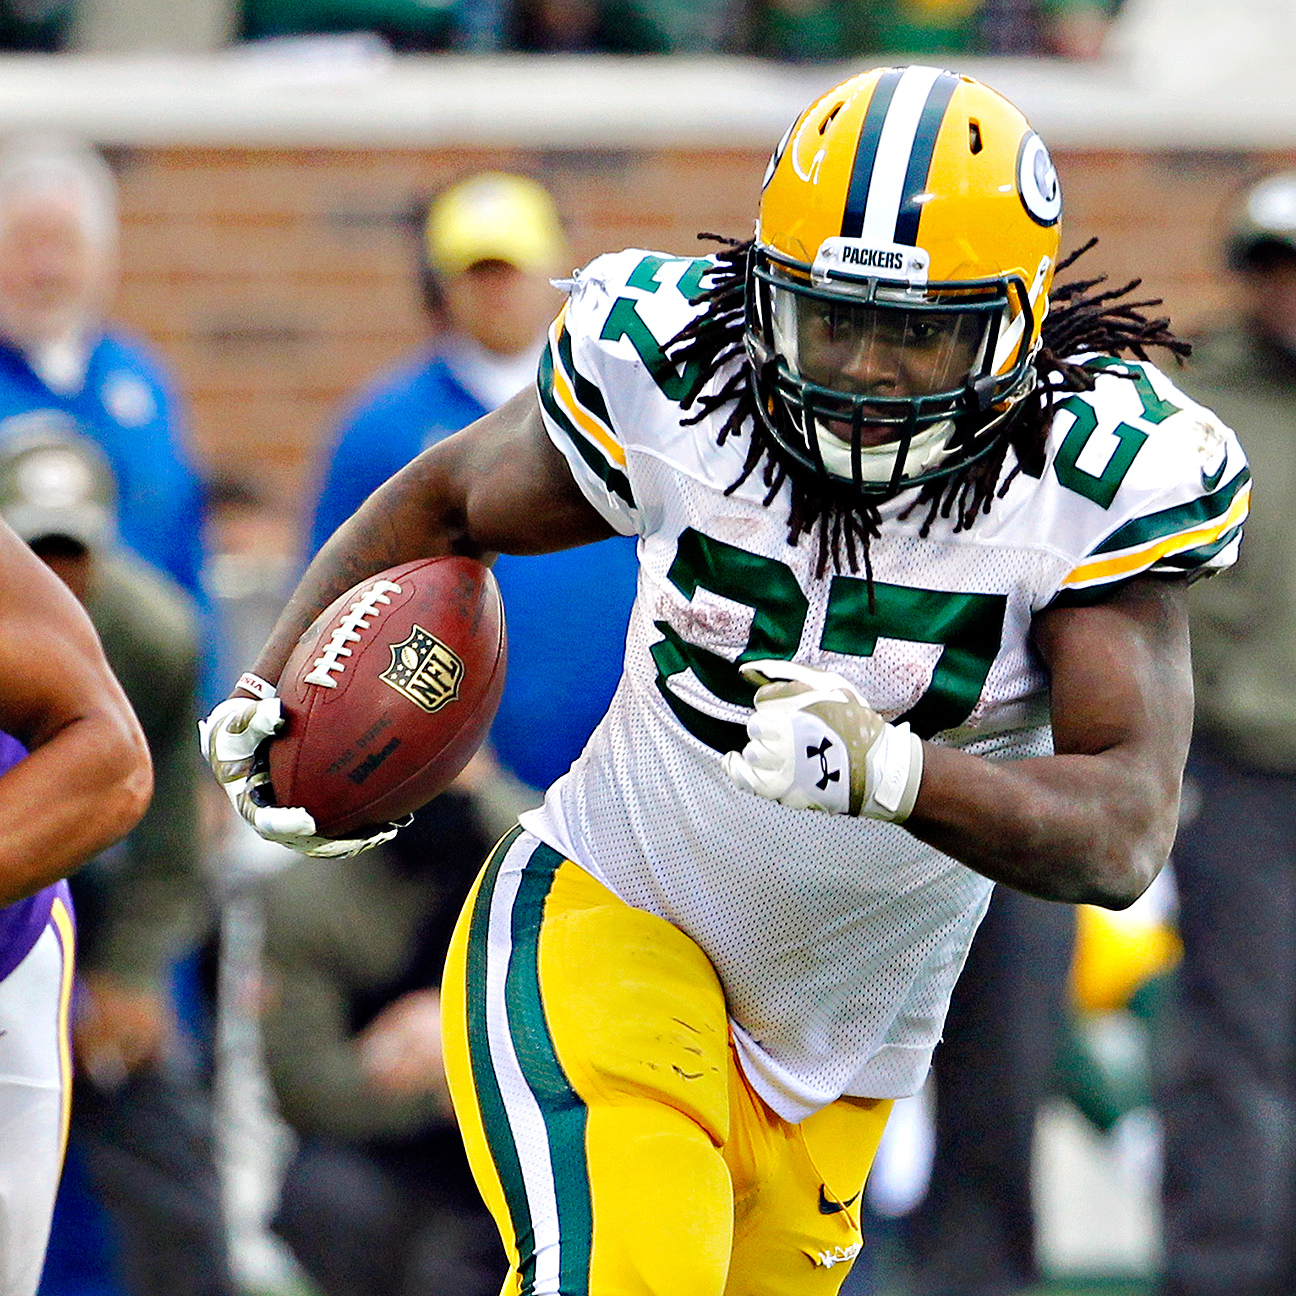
top-left (443, 258), bottom-right (561, 358)
top-left (792, 297), bottom-right (985, 444)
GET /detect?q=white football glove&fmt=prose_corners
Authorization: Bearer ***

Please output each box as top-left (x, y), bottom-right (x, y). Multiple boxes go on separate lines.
top-left (198, 695), bottom-right (400, 859)
top-left (721, 660), bottom-right (924, 821)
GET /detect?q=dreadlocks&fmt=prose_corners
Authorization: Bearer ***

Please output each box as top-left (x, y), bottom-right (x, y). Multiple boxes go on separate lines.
top-left (667, 235), bottom-right (1191, 582)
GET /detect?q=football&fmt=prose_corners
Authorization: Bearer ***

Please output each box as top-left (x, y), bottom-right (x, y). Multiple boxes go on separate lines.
top-left (268, 556), bottom-right (507, 838)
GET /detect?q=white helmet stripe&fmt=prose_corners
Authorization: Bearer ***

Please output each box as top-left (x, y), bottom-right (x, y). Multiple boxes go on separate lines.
top-left (859, 66), bottom-right (945, 245)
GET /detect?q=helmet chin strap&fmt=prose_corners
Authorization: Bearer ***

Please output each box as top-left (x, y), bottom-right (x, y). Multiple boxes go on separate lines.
top-left (809, 387), bottom-right (1030, 491)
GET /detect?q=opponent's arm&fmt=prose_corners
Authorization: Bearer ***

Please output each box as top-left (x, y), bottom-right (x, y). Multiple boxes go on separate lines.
top-left (727, 577), bottom-right (1192, 909)
top-left (0, 520), bottom-right (152, 901)
top-left (908, 577), bottom-right (1193, 908)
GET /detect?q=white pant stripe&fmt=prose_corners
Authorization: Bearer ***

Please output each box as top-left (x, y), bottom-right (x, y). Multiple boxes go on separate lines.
top-left (483, 836), bottom-right (565, 1294)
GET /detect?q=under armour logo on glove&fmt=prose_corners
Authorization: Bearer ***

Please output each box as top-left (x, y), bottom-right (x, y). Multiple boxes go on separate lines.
top-left (808, 738), bottom-right (840, 791)
top-left (721, 660), bottom-right (924, 821)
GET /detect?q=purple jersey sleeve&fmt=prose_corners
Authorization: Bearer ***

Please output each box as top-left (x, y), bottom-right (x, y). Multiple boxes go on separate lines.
top-left (0, 732), bottom-right (74, 980)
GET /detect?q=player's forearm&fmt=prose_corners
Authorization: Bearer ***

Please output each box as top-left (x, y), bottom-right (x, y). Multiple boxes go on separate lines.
top-left (907, 742), bottom-right (1178, 907)
top-left (0, 711), bottom-right (152, 902)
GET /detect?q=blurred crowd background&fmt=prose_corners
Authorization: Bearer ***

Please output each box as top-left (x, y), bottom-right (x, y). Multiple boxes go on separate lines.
top-left (0, 0), bottom-right (1117, 60)
top-left (0, 4), bottom-right (1292, 1296)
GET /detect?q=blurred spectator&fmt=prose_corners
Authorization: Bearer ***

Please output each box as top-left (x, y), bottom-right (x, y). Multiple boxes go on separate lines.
top-left (0, 136), bottom-right (206, 602)
top-left (511, 0), bottom-right (603, 49)
top-left (0, 426), bottom-right (233, 1296)
top-left (309, 170), bottom-right (637, 792)
top-left (1156, 170), bottom-right (1296, 1296)
top-left (309, 171), bottom-right (564, 556)
top-left (751, 0), bottom-right (1116, 59)
top-left (260, 781), bottom-right (507, 1296)
top-left (0, 0), bottom-right (72, 49)
top-left (240, 0), bottom-right (508, 48)
top-left (511, 0), bottom-right (743, 50)
top-left (976, 0), bottom-right (1114, 58)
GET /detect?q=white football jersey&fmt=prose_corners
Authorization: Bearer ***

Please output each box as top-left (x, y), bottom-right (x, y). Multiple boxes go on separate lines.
top-left (520, 248), bottom-right (1248, 1121)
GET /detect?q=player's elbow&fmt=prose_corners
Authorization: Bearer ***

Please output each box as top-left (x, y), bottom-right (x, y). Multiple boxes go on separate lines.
top-left (1074, 803), bottom-right (1175, 910)
top-left (114, 746), bottom-right (154, 838)
top-left (93, 711), bottom-right (154, 847)
top-left (1065, 748), bottom-right (1181, 908)
top-left (1078, 850), bottom-right (1162, 910)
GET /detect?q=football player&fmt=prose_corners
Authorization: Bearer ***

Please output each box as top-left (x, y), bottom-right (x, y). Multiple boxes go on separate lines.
top-left (0, 511), bottom-right (152, 1296)
top-left (203, 66), bottom-right (1246, 1296)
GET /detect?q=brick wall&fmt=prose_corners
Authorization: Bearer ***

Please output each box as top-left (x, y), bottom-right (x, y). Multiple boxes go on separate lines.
top-left (109, 142), bottom-right (1296, 535)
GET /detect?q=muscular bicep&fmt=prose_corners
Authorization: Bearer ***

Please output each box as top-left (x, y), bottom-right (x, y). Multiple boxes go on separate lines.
top-left (0, 523), bottom-right (124, 745)
top-left (1033, 576), bottom-right (1194, 775)
top-left (394, 387), bottom-right (617, 559)
top-left (252, 387), bottom-right (616, 683)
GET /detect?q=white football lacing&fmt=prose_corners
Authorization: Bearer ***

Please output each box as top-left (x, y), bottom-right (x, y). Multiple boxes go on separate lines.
top-left (302, 579), bottom-right (403, 688)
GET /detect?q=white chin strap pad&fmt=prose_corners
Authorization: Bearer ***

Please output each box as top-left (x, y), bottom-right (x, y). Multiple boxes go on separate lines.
top-left (815, 418), bottom-right (955, 485)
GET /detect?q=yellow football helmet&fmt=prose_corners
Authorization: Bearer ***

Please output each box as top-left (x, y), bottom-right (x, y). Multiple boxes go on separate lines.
top-left (746, 65), bottom-right (1062, 497)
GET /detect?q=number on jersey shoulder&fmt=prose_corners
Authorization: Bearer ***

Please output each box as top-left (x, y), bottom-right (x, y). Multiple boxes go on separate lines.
top-left (599, 255), bottom-right (712, 403)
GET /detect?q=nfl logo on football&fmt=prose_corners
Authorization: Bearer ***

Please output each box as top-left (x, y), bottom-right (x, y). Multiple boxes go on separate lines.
top-left (380, 626), bottom-right (464, 713)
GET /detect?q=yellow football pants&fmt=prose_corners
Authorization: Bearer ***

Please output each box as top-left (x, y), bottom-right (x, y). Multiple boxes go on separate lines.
top-left (442, 827), bottom-right (892, 1296)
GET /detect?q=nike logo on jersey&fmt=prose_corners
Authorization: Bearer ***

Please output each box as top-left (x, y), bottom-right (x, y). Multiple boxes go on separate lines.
top-left (818, 1184), bottom-right (862, 1215)
top-left (1201, 456), bottom-right (1227, 491)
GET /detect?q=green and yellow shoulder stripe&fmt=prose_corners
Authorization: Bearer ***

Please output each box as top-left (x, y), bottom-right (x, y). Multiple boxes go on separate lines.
top-left (538, 302), bottom-right (636, 513)
top-left (1051, 464), bottom-right (1251, 607)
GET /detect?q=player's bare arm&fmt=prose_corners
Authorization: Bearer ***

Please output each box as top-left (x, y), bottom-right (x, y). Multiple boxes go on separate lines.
top-left (908, 577), bottom-right (1193, 908)
top-left (248, 388), bottom-right (608, 691)
top-left (0, 519), bottom-right (151, 901)
top-left (201, 388), bottom-right (610, 858)
top-left (232, 385), bottom-right (1195, 908)
top-left (727, 577), bottom-right (1192, 910)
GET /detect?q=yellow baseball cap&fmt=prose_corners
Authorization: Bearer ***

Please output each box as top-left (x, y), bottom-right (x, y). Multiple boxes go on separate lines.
top-left (424, 172), bottom-right (566, 279)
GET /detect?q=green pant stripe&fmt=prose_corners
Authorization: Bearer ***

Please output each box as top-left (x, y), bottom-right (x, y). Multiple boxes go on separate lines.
top-left (506, 842), bottom-right (595, 1295)
top-left (464, 825), bottom-right (538, 1290)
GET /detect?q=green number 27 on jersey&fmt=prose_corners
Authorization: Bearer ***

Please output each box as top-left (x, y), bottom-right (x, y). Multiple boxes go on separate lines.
top-left (650, 528), bottom-right (1008, 752)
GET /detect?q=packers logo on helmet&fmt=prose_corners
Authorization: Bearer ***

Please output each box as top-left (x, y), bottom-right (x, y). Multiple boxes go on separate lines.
top-left (746, 65), bottom-right (1062, 497)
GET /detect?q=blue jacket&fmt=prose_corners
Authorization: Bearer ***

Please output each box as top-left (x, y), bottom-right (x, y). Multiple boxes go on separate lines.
top-left (310, 350), bottom-right (638, 791)
top-left (0, 333), bottom-right (204, 599)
